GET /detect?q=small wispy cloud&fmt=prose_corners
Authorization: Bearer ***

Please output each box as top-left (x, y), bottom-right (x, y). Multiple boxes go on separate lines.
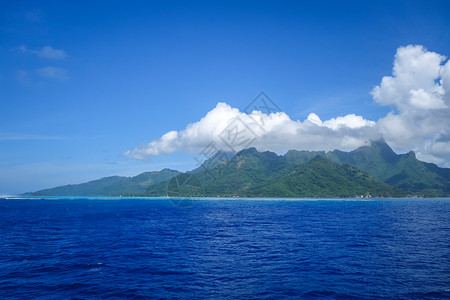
top-left (15, 69), bottom-right (31, 85)
top-left (0, 134), bottom-right (68, 141)
top-left (36, 66), bottom-right (68, 81)
top-left (16, 45), bottom-right (68, 60)
top-left (25, 9), bottom-right (44, 22)
top-left (38, 46), bottom-right (68, 60)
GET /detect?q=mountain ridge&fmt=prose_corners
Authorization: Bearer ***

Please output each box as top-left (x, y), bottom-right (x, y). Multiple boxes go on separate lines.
top-left (31, 141), bottom-right (450, 197)
top-left (32, 168), bottom-right (180, 196)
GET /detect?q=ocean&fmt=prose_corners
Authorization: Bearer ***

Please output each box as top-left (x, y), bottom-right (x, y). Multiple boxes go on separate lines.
top-left (0, 198), bottom-right (449, 299)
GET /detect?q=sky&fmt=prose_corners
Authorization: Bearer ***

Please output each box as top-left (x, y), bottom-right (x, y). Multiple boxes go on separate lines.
top-left (1, 0), bottom-right (450, 194)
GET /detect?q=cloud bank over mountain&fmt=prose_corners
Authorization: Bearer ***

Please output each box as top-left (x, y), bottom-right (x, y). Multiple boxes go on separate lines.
top-left (373, 45), bottom-right (450, 164)
top-left (125, 45), bottom-right (450, 165)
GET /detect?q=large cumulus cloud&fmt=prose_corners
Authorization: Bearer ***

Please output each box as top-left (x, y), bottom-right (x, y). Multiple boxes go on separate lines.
top-left (124, 102), bottom-right (379, 159)
top-left (125, 45), bottom-right (450, 166)
top-left (373, 45), bottom-right (450, 164)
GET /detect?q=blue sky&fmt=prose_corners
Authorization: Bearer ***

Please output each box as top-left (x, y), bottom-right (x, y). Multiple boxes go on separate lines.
top-left (1, 0), bottom-right (450, 194)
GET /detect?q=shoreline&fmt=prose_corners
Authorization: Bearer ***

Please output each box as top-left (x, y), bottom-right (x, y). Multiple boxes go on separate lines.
top-left (2, 196), bottom-right (450, 201)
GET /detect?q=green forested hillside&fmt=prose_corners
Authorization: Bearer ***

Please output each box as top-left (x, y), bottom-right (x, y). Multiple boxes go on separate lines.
top-left (32, 141), bottom-right (449, 198)
top-left (145, 148), bottom-right (407, 198)
top-left (250, 156), bottom-right (406, 197)
top-left (33, 169), bottom-right (180, 196)
top-left (285, 141), bottom-right (450, 197)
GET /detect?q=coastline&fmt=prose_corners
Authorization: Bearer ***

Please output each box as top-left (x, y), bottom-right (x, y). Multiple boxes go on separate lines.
top-left (2, 196), bottom-right (450, 201)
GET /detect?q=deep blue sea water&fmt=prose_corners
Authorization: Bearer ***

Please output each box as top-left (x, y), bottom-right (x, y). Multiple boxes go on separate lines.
top-left (0, 198), bottom-right (449, 299)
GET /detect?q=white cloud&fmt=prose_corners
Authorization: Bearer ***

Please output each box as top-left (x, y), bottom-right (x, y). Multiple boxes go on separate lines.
top-left (14, 45), bottom-right (69, 84)
top-left (17, 45), bottom-right (68, 60)
top-left (322, 114), bottom-right (376, 130)
top-left (126, 45), bottom-right (450, 166)
top-left (38, 46), bottom-right (68, 60)
top-left (371, 45), bottom-right (447, 110)
top-left (372, 45), bottom-right (450, 163)
top-left (125, 102), bottom-right (378, 159)
top-left (36, 66), bottom-right (68, 81)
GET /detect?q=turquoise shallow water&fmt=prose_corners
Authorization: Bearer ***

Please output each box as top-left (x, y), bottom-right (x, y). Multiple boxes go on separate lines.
top-left (0, 197), bottom-right (449, 299)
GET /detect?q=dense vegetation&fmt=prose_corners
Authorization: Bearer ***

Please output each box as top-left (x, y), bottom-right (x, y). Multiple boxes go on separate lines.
top-left (33, 141), bottom-right (450, 198)
top-left (144, 147), bottom-right (406, 198)
top-left (32, 169), bottom-right (180, 196)
top-left (285, 141), bottom-right (450, 197)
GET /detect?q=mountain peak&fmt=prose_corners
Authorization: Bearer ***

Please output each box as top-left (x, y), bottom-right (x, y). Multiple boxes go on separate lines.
top-left (32, 142), bottom-right (449, 198)
top-left (352, 140), bottom-right (398, 163)
top-left (404, 151), bottom-right (416, 159)
top-left (370, 139), bottom-right (393, 150)
top-left (236, 147), bottom-right (258, 156)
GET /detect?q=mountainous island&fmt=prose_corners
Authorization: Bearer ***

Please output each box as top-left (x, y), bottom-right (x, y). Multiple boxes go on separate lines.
top-left (31, 141), bottom-right (450, 198)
